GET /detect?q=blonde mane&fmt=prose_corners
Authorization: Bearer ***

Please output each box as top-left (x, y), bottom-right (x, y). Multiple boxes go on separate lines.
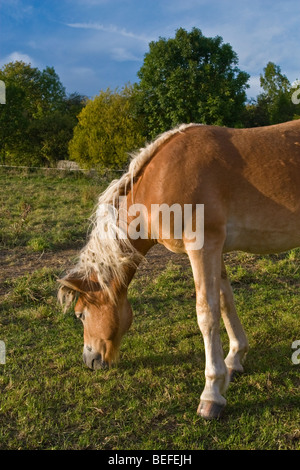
top-left (68, 123), bottom-right (198, 301)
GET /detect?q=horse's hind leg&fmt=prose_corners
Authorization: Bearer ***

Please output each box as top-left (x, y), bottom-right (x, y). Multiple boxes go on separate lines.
top-left (187, 242), bottom-right (229, 420)
top-left (220, 258), bottom-right (249, 380)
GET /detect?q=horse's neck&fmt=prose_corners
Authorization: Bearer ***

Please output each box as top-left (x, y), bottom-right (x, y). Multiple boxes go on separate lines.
top-left (120, 190), bottom-right (155, 254)
top-left (122, 238), bottom-right (154, 287)
top-left (116, 192), bottom-right (154, 290)
top-left (110, 244), bottom-right (150, 296)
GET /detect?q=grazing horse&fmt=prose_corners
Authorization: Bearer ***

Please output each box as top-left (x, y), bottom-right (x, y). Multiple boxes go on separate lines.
top-left (58, 120), bottom-right (300, 420)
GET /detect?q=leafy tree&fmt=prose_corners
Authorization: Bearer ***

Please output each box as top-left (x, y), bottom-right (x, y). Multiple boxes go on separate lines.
top-left (69, 85), bottom-right (145, 170)
top-left (243, 62), bottom-right (300, 127)
top-left (0, 61), bottom-right (86, 165)
top-left (260, 62), bottom-right (290, 97)
top-left (241, 95), bottom-right (270, 128)
top-left (38, 66), bottom-right (66, 113)
top-left (260, 62), bottom-right (294, 124)
top-left (136, 27), bottom-right (250, 138)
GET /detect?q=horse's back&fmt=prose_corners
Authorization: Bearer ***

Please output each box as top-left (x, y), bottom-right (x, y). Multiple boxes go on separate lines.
top-left (136, 121), bottom-right (300, 254)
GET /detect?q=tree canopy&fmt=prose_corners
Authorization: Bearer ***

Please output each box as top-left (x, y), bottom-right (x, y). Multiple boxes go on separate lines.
top-left (136, 27), bottom-right (250, 138)
top-left (243, 62), bottom-right (300, 127)
top-left (68, 86), bottom-right (145, 170)
top-left (0, 61), bottom-right (86, 165)
top-left (0, 30), bottom-right (299, 171)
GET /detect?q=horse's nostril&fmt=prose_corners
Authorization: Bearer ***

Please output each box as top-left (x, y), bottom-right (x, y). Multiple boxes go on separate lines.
top-left (83, 346), bottom-right (109, 370)
top-left (92, 356), bottom-right (109, 370)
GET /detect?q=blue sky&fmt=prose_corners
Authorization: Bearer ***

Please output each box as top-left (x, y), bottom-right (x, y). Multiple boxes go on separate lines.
top-left (1, 0), bottom-right (300, 100)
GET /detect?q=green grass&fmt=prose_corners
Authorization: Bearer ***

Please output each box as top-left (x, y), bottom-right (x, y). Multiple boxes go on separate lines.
top-left (0, 168), bottom-right (108, 251)
top-left (0, 169), bottom-right (299, 450)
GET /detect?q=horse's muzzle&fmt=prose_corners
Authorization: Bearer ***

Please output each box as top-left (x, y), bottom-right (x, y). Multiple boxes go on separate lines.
top-left (83, 345), bottom-right (109, 370)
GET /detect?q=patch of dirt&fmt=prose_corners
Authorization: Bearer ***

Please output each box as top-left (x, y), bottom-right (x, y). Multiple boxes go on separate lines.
top-left (0, 244), bottom-right (190, 298)
top-left (0, 247), bottom-right (76, 297)
top-left (136, 244), bottom-right (191, 277)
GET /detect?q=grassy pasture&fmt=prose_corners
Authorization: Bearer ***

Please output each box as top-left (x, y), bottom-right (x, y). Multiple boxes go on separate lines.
top-left (0, 168), bottom-right (299, 450)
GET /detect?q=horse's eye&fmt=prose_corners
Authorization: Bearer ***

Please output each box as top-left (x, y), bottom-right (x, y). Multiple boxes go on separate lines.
top-left (75, 312), bottom-right (85, 321)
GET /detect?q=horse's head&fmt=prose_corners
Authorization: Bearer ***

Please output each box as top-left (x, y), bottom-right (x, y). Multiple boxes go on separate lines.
top-left (57, 275), bottom-right (133, 369)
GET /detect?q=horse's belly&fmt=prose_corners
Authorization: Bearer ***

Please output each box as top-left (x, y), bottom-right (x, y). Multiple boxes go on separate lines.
top-left (224, 222), bottom-right (300, 254)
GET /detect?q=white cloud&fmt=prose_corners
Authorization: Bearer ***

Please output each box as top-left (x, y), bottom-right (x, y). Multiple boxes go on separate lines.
top-left (66, 22), bottom-right (152, 44)
top-left (111, 48), bottom-right (141, 62)
top-left (0, 51), bottom-right (35, 67)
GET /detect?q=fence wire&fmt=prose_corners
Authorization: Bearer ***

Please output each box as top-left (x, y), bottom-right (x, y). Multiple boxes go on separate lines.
top-left (0, 164), bottom-right (123, 172)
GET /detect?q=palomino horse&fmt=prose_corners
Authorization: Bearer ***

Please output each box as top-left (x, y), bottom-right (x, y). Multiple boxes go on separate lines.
top-left (58, 120), bottom-right (300, 420)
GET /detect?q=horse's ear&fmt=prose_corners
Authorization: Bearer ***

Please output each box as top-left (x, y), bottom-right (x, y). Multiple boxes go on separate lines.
top-left (57, 277), bottom-right (87, 294)
top-left (57, 275), bottom-right (101, 293)
top-left (57, 276), bottom-right (89, 313)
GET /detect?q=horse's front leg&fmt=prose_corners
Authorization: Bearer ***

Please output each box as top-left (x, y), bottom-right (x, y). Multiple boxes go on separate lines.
top-left (188, 243), bottom-right (229, 420)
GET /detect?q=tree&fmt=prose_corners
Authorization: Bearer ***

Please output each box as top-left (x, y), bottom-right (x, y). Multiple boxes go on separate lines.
top-left (259, 62), bottom-right (295, 124)
top-left (260, 62), bottom-right (290, 97)
top-left (0, 62), bottom-right (38, 162)
top-left (69, 86), bottom-right (145, 170)
top-left (241, 95), bottom-right (270, 128)
top-left (27, 92), bottom-right (87, 166)
top-left (243, 62), bottom-right (300, 127)
top-left (0, 61), bottom-right (86, 165)
top-left (136, 27), bottom-right (250, 138)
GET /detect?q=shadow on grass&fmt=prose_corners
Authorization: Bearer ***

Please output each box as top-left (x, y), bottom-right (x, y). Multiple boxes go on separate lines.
top-left (113, 343), bottom-right (299, 420)
top-left (118, 351), bottom-right (204, 370)
top-left (118, 342), bottom-right (297, 375)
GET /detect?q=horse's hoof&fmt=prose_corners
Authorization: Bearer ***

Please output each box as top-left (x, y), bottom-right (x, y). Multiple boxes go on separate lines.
top-left (197, 401), bottom-right (225, 420)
